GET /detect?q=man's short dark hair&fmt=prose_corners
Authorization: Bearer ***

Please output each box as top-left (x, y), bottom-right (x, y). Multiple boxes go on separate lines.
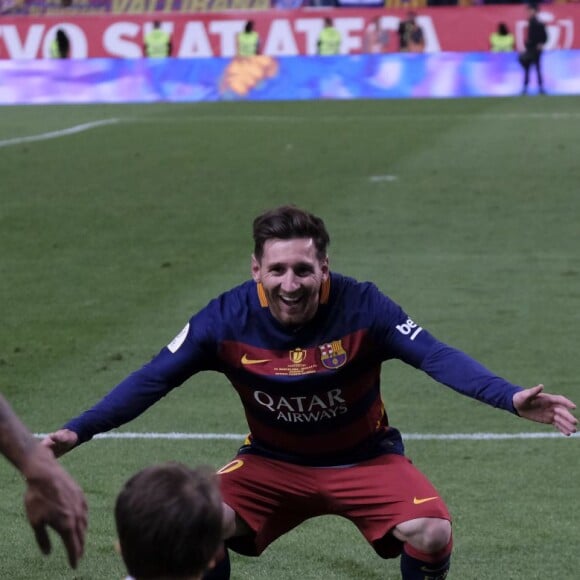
top-left (252, 205), bottom-right (330, 262)
top-left (115, 462), bottom-right (222, 579)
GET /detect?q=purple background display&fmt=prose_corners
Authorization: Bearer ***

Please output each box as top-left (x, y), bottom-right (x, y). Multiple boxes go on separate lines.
top-left (1, 51), bottom-right (579, 105)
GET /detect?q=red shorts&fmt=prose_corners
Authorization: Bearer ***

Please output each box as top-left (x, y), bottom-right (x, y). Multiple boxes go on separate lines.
top-left (217, 453), bottom-right (450, 558)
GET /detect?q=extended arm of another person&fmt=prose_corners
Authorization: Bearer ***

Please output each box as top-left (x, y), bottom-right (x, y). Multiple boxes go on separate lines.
top-left (0, 395), bottom-right (87, 568)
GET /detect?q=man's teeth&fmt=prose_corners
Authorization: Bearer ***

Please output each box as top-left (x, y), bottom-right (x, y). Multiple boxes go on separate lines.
top-left (280, 296), bottom-right (301, 305)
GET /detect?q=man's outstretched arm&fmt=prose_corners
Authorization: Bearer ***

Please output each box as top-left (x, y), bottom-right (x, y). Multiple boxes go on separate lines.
top-left (404, 336), bottom-right (577, 435)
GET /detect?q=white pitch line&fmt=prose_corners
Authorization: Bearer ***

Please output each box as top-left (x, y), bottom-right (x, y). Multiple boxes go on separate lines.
top-left (2, 112), bottom-right (577, 145)
top-left (35, 431), bottom-right (578, 441)
top-left (369, 174), bottom-right (398, 182)
top-left (126, 112), bottom-right (580, 125)
top-left (404, 432), bottom-right (579, 440)
top-left (95, 432), bottom-right (245, 440)
top-left (0, 118), bottom-right (120, 148)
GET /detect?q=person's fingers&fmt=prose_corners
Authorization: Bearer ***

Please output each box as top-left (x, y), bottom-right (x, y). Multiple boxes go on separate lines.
top-left (61, 494), bottom-right (87, 568)
top-left (553, 407), bottom-right (578, 435)
top-left (55, 525), bottom-right (81, 569)
top-left (78, 502), bottom-right (88, 537)
top-left (551, 395), bottom-right (577, 410)
top-left (554, 405), bottom-right (578, 422)
top-left (554, 419), bottom-right (575, 436)
top-left (33, 525), bottom-right (51, 556)
top-left (66, 531), bottom-right (82, 569)
top-left (40, 435), bottom-right (56, 449)
top-left (518, 388), bottom-right (576, 413)
top-left (527, 384), bottom-right (544, 399)
top-left (75, 501), bottom-right (88, 559)
top-left (50, 507), bottom-right (86, 569)
top-left (513, 385), bottom-right (542, 413)
top-left (515, 384), bottom-right (541, 403)
top-left (40, 430), bottom-right (78, 457)
top-left (40, 434), bottom-right (65, 458)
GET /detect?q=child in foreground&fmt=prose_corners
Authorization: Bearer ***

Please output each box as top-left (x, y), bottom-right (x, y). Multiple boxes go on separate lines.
top-left (115, 462), bottom-right (223, 580)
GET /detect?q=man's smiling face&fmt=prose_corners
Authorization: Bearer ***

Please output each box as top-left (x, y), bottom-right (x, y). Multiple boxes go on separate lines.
top-left (252, 238), bottom-right (329, 328)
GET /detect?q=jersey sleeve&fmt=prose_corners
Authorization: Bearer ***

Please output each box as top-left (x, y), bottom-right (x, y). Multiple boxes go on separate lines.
top-left (365, 284), bottom-right (437, 367)
top-left (367, 286), bottom-right (523, 413)
top-left (64, 303), bottom-right (221, 445)
top-left (419, 343), bottom-right (523, 412)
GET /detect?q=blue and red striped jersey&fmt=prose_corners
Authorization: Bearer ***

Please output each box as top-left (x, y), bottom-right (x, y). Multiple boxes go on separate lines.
top-left (65, 272), bottom-right (523, 466)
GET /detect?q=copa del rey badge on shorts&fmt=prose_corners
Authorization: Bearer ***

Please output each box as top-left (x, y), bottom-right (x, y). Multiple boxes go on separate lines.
top-left (319, 340), bottom-right (347, 369)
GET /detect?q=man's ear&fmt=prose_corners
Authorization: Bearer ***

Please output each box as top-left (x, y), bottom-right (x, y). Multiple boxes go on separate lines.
top-left (321, 256), bottom-right (330, 281)
top-left (251, 254), bottom-right (261, 282)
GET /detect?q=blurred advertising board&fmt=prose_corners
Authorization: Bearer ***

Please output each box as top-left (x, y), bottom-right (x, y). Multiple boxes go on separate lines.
top-left (1, 51), bottom-right (578, 105)
top-left (0, 6), bottom-right (578, 59)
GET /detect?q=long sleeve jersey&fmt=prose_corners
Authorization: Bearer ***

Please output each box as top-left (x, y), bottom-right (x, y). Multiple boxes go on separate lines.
top-left (65, 272), bottom-right (523, 466)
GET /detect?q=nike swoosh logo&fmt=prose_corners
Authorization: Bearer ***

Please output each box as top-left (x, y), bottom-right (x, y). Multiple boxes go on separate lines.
top-left (241, 354), bottom-right (271, 365)
top-left (413, 496), bottom-right (438, 505)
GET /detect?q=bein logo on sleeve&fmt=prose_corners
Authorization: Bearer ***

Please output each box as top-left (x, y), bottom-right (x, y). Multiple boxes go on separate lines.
top-left (396, 318), bottom-right (423, 341)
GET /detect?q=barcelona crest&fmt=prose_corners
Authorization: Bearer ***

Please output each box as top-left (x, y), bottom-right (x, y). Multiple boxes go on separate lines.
top-left (319, 340), bottom-right (347, 369)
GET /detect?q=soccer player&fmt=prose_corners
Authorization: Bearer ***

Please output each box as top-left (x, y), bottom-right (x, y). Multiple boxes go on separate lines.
top-left (43, 206), bottom-right (577, 579)
top-left (0, 394), bottom-right (87, 569)
top-left (115, 462), bottom-right (223, 580)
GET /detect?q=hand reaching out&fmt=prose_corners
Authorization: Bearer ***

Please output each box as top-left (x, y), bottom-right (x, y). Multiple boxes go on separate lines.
top-left (41, 429), bottom-right (79, 458)
top-left (0, 397), bottom-right (87, 568)
top-left (513, 384), bottom-right (577, 436)
top-left (20, 444), bottom-right (87, 568)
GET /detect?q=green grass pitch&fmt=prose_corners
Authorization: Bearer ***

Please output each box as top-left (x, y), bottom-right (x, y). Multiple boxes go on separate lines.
top-left (1, 96), bottom-right (579, 579)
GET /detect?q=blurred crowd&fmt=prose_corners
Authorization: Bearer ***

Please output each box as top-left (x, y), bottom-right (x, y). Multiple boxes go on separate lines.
top-left (1, 0), bottom-right (572, 14)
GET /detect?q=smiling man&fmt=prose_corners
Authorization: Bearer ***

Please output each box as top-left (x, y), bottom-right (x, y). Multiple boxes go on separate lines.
top-left (43, 205), bottom-right (577, 580)
top-left (251, 226), bottom-right (329, 327)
